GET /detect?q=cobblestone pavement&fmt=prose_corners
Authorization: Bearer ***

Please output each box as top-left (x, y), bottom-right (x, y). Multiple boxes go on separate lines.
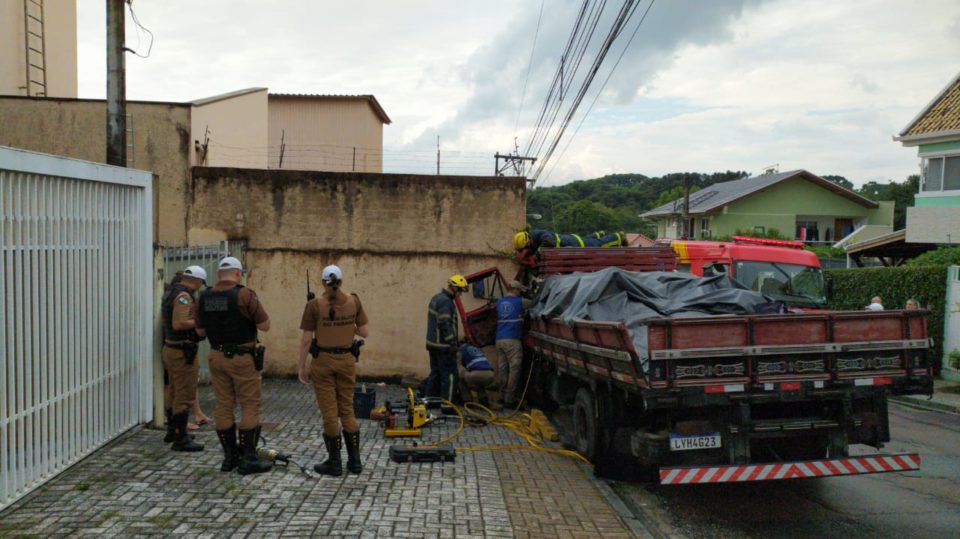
top-left (0, 379), bottom-right (636, 538)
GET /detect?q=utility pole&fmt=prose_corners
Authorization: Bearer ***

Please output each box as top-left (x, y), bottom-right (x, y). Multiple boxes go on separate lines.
top-left (436, 136), bottom-right (440, 175)
top-left (681, 175), bottom-right (690, 239)
top-left (106, 0), bottom-right (126, 166)
top-left (494, 153), bottom-right (537, 177)
top-left (278, 130), bottom-right (286, 168)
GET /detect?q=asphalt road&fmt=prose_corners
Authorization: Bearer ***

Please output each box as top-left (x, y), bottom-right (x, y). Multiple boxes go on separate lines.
top-left (606, 402), bottom-right (960, 539)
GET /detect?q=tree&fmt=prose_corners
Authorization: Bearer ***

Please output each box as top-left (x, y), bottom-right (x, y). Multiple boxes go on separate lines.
top-left (823, 175), bottom-right (854, 190)
top-left (857, 175), bottom-right (917, 230)
top-left (553, 200), bottom-right (621, 233)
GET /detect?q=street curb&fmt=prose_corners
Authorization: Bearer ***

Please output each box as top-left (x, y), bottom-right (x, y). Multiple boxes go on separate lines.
top-left (889, 396), bottom-right (960, 415)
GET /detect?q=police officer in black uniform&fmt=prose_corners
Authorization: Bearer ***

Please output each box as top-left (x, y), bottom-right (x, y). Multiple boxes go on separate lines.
top-left (196, 256), bottom-right (273, 475)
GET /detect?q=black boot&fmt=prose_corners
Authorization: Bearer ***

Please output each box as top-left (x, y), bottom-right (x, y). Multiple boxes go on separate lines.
top-left (171, 411), bottom-right (204, 452)
top-left (163, 408), bottom-right (175, 443)
top-left (237, 426), bottom-right (273, 475)
top-left (217, 426), bottom-right (239, 472)
top-left (343, 430), bottom-right (362, 474)
top-left (314, 433), bottom-right (342, 476)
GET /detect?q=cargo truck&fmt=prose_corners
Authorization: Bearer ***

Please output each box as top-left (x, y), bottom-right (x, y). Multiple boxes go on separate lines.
top-left (460, 250), bottom-right (934, 485)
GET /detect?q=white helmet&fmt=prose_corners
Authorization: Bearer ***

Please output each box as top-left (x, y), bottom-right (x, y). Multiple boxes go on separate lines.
top-left (322, 265), bottom-right (343, 284)
top-left (218, 256), bottom-right (243, 272)
top-left (183, 265), bottom-right (208, 282)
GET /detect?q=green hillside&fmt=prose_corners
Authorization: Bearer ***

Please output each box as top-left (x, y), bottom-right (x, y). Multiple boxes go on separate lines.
top-left (526, 172), bottom-right (918, 237)
top-left (526, 171), bottom-right (749, 236)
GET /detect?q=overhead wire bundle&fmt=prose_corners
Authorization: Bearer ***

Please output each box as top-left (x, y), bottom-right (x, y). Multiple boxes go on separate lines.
top-left (514, 0), bottom-right (658, 186)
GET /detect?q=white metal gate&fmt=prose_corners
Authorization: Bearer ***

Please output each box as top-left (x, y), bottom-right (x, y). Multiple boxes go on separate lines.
top-left (0, 147), bottom-right (153, 510)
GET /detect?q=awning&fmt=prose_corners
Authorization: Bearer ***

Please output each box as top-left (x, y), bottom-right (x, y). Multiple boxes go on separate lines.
top-left (844, 229), bottom-right (938, 267)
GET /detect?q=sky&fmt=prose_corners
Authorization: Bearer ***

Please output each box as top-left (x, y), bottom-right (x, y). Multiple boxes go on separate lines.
top-left (76, 0), bottom-right (960, 188)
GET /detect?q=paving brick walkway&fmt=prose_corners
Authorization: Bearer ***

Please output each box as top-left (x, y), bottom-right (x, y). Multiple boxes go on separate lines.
top-left (0, 380), bottom-right (636, 538)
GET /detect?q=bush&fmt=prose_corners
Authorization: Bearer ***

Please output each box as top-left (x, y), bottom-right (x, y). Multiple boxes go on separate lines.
top-left (824, 265), bottom-right (948, 371)
top-left (734, 227), bottom-right (788, 240)
top-left (949, 349), bottom-right (960, 370)
top-left (806, 245), bottom-right (847, 259)
top-left (906, 246), bottom-right (960, 267)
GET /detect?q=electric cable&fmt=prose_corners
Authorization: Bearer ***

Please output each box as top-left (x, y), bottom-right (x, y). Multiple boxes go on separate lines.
top-left (125, 0), bottom-right (154, 58)
top-left (540, 0), bottom-right (656, 185)
top-left (514, 0), bottom-right (546, 138)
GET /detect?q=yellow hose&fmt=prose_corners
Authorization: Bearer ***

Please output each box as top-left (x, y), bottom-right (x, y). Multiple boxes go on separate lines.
top-left (418, 363), bottom-right (590, 465)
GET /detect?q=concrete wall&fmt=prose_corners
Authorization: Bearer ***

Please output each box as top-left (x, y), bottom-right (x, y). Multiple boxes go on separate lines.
top-left (906, 206), bottom-right (960, 244)
top-left (0, 0), bottom-right (77, 97)
top-left (0, 96), bottom-right (191, 243)
top-left (187, 167), bottom-right (525, 377)
top-left (191, 89), bottom-right (269, 168)
top-left (268, 97), bottom-right (383, 172)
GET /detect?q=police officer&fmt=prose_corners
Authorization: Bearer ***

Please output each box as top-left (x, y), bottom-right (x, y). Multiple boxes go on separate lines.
top-left (161, 266), bottom-right (206, 452)
top-left (196, 256), bottom-right (273, 475)
top-left (425, 275), bottom-right (468, 401)
top-left (297, 265), bottom-right (370, 476)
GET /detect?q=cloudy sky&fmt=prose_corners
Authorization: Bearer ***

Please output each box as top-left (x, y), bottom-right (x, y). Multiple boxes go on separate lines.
top-left (77, 0), bottom-right (960, 187)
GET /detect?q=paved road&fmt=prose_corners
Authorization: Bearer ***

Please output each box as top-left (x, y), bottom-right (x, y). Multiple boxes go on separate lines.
top-left (609, 402), bottom-right (960, 538)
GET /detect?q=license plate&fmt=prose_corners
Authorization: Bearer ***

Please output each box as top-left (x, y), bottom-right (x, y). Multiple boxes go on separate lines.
top-left (669, 433), bottom-right (721, 451)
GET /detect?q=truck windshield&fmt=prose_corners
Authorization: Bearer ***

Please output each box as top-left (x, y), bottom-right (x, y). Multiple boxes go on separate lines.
top-left (733, 261), bottom-right (827, 308)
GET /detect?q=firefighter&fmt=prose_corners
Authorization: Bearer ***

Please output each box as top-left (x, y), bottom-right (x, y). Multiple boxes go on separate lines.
top-left (297, 265), bottom-right (370, 476)
top-left (160, 265), bottom-right (206, 452)
top-left (196, 256), bottom-right (273, 475)
top-left (425, 275), bottom-right (468, 401)
top-left (513, 229), bottom-right (625, 253)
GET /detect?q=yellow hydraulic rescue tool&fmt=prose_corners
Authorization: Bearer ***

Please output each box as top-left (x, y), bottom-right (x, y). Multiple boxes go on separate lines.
top-left (384, 387), bottom-right (434, 438)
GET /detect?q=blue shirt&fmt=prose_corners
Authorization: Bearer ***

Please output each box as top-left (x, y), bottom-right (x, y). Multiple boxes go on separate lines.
top-left (496, 295), bottom-right (524, 340)
top-left (459, 344), bottom-right (492, 371)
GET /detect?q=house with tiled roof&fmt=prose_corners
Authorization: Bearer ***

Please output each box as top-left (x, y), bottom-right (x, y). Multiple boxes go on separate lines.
top-left (894, 71), bottom-right (960, 244)
top-left (641, 169), bottom-right (894, 244)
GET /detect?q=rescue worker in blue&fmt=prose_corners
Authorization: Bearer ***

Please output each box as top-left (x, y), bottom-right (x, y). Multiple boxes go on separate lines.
top-left (425, 275), bottom-right (468, 401)
top-left (513, 229), bottom-right (625, 253)
top-left (496, 280), bottom-right (529, 408)
top-left (458, 343), bottom-right (495, 406)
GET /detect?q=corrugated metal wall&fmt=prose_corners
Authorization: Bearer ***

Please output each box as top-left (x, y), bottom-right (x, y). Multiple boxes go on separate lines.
top-left (0, 146), bottom-right (153, 510)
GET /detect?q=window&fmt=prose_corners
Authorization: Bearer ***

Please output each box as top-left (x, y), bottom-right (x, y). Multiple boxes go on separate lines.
top-left (923, 155), bottom-right (960, 192)
top-left (700, 218), bottom-right (710, 239)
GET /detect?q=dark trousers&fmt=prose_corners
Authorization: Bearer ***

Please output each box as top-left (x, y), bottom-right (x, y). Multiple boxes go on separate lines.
top-left (426, 348), bottom-right (457, 401)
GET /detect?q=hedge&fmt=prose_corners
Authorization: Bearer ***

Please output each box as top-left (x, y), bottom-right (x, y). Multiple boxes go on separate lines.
top-left (824, 265), bottom-right (948, 371)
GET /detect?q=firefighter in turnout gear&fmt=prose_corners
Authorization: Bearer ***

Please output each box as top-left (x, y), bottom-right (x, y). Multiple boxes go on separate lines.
top-left (196, 256), bottom-right (273, 475)
top-left (161, 266), bottom-right (207, 452)
top-left (425, 275), bottom-right (468, 401)
top-left (298, 265), bottom-right (371, 476)
top-left (513, 229), bottom-right (625, 253)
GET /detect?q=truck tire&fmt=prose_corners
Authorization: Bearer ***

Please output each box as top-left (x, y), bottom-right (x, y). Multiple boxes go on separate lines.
top-left (572, 387), bottom-right (598, 461)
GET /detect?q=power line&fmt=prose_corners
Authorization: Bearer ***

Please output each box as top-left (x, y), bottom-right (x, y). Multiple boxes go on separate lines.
top-left (529, 0), bottom-right (646, 182)
top-left (514, 0), bottom-right (546, 138)
top-left (541, 0), bottom-right (656, 185)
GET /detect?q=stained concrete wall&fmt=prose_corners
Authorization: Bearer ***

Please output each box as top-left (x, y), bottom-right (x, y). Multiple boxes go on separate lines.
top-left (187, 167), bottom-right (526, 377)
top-left (0, 96), bottom-right (191, 243)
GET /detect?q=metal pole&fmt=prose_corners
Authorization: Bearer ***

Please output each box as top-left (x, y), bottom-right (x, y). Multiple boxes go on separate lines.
top-left (106, 0), bottom-right (126, 166)
top-left (681, 175), bottom-right (690, 239)
top-left (436, 136), bottom-right (440, 175)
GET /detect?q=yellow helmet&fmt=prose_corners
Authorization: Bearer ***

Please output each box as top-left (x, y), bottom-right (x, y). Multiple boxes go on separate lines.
top-left (513, 231), bottom-right (531, 251)
top-left (448, 274), bottom-right (468, 291)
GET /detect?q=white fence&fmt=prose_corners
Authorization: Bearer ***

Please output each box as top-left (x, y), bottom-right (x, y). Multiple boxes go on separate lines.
top-left (0, 147), bottom-right (154, 510)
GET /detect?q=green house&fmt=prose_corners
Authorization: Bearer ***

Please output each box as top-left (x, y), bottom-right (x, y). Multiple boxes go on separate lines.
top-left (895, 71), bottom-right (960, 245)
top-left (641, 169), bottom-right (894, 244)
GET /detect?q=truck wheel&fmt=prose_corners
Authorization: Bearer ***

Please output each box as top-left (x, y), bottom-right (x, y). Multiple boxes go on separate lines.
top-left (572, 387), bottom-right (598, 461)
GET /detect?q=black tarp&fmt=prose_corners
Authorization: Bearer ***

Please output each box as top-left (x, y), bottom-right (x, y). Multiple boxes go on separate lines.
top-left (529, 267), bottom-right (778, 364)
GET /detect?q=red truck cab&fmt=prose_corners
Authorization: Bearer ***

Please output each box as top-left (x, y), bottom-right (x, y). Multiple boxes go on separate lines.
top-left (669, 236), bottom-right (827, 309)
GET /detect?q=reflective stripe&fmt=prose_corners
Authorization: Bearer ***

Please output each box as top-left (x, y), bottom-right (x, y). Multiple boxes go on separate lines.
top-left (500, 318), bottom-right (523, 323)
top-left (572, 234), bottom-right (585, 247)
top-left (554, 233), bottom-right (561, 247)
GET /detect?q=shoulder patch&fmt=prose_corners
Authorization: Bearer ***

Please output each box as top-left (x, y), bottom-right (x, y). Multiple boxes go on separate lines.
top-left (177, 296), bottom-right (190, 304)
